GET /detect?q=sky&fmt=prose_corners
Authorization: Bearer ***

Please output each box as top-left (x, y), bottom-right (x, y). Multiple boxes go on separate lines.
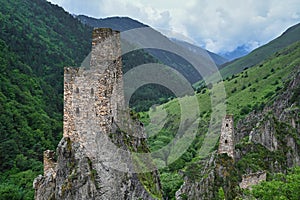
top-left (47, 0), bottom-right (300, 54)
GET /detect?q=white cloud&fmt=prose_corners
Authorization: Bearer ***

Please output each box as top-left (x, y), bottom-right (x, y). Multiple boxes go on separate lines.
top-left (47, 0), bottom-right (300, 53)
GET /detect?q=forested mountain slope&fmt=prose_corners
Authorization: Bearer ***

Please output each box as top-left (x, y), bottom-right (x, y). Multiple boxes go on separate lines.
top-left (0, 0), bottom-right (92, 198)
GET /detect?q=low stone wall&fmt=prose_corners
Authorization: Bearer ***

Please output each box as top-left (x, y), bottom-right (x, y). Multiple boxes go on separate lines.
top-left (239, 171), bottom-right (266, 189)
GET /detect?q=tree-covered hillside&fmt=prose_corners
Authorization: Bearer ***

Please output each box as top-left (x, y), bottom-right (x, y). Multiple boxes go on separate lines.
top-left (0, 0), bottom-right (92, 198)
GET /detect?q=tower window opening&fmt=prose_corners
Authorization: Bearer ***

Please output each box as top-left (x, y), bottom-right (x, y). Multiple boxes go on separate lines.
top-left (76, 107), bottom-right (80, 114)
top-left (225, 139), bottom-right (228, 144)
top-left (91, 88), bottom-right (94, 95)
top-left (75, 87), bottom-right (79, 93)
top-left (226, 123), bottom-right (228, 127)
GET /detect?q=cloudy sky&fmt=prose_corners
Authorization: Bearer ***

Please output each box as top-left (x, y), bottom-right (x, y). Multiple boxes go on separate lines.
top-left (47, 0), bottom-right (300, 54)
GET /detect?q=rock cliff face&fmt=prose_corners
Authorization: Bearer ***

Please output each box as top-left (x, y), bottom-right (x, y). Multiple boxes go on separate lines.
top-left (176, 70), bottom-right (300, 199)
top-left (33, 28), bottom-right (162, 200)
top-left (235, 70), bottom-right (300, 169)
top-left (175, 154), bottom-right (218, 200)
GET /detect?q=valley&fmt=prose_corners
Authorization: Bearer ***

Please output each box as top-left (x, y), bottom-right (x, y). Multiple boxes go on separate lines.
top-left (0, 0), bottom-right (299, 199)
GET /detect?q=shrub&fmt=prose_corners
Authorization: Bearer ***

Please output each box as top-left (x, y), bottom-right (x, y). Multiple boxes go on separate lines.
top-left (264, 91), bottom-right (275, 98)
top-left (231, 87), bottom-right (237, 93)
top-left (240, 106), bottom-right (251, 115)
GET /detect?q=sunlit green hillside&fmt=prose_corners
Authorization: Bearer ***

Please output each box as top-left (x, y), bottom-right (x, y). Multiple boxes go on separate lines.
top-left (141, 41), bottom-right (300, 199)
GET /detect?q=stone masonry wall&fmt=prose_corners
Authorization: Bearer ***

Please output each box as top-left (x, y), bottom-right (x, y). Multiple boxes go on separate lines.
top-left (63, 67), bottom-right (78, 141)
top-left (239, 171), bottom-right (266, 189)
top-left (218, 115), bottom-right (235, 158)
top-left (63, 28), bottom-right (123, 157)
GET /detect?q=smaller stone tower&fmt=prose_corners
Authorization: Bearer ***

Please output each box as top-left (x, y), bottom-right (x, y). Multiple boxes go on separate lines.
top-left (43, 150), bottom-right (56, 177)
top-left (218, 115), bottom-right (235, 158)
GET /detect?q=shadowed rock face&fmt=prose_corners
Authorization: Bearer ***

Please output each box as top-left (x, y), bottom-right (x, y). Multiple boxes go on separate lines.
top-left (33, 28), bottom-right (161, 200)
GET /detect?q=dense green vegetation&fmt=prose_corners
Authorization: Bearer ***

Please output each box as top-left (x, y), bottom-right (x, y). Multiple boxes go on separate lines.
top-left (248, 167), bottom-right (300, 199)
top-left (0, 39), bottom-right (47, 199)
top-left (0, 0), bottom-right (92, 198)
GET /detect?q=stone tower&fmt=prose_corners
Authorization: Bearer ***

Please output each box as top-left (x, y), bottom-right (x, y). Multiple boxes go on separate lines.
top-left (63, 28), bottom-right (124, 155)
top-left (218, 115), bottom-right (235, 158)
top-left (34, 28), bottom-right (161, 200)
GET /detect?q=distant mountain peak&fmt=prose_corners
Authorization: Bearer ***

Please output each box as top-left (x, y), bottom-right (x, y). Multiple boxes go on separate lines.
top-left (170, 38), bottom-right (228, 66)
top-left (219, 22), bottom-right (300, 78)
top-left (220, 45), bottom-right (250, 61)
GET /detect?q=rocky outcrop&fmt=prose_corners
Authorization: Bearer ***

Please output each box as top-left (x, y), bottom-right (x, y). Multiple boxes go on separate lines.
top-left (235, 70), bottom-right (300, 168)
top-left (34, 136), bottom-right (159, 200)
top-left (176, 153), bottom-right (239, 200)
top-left (33, 28), bottom-right (162, 200)
top-left (176, 154), bottom-right (216, 200)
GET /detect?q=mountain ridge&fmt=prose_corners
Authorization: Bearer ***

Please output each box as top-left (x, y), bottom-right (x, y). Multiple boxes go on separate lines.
top-left (170, 38), bottom-right (229, 66)
top-left (220, 45), bottom-right (250, 61)
top-left (219, 22), bottom-right (300, 78)
top-left (77, 15), bottom-right (228, 69)
top-left (77, 15), bottom-right (148, 31)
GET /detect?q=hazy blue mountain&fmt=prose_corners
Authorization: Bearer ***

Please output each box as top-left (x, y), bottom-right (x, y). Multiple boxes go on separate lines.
top-left (220, 45), bottom-right (250, 61)
top-left (170, 38), bottom-right (228, 66)
top-left (219, 22), bottom-right (300, 78)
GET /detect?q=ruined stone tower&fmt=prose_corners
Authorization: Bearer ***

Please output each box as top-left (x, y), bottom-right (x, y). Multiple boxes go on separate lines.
top-left (218, 115), bottom-right (235, 158)
top-left (34, 28), bottom-right (161, 200)
top-left (63, 28), bottom-right (124, 155)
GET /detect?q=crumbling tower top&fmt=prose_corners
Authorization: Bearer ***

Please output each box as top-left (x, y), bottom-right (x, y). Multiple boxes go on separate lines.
top-left (92, 28), bottom-right (120, 45)
top-left (90, 28), bottom-right (121, 70)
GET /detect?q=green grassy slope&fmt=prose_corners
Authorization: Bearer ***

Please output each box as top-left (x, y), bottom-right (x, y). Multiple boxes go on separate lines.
top-left (142, 40), bottom-right (300, 199)
top-left (219, 22), bottom-right (300, 79)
